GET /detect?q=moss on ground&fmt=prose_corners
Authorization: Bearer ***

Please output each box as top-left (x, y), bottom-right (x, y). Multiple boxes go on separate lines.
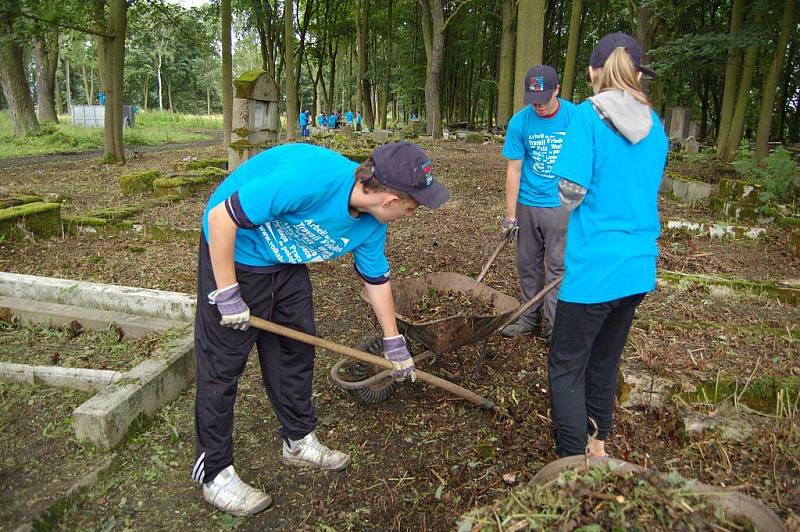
top-left (658, 270), bottom-right (800, 305)
top-left (0, 194), bottom-right (44, 209)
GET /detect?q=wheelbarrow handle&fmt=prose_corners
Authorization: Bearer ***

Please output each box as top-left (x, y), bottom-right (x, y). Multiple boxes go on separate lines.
top-left (496, 275), bottom-right (564, 333)
top-left (249, 316), bottom-right (495, 410)
top-left (475, 231), bottom-right (512, 285)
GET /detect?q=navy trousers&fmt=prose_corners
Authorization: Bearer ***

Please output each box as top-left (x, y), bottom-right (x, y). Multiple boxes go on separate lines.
top-left (192, 237), bottom-right (317, 484)
top-left (548, 293), bottom-right (645, 457)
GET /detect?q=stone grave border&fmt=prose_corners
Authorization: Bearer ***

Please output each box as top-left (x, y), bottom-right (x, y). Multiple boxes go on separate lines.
top-left (0, 272), bottom-right (196, 450)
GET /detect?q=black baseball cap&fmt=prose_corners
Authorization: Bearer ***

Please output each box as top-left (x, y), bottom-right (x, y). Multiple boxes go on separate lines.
top-left (590, 32), bottom-right (657, 78)
top-left (371, 142), bottom-right (449, 209)
top-left (523, 65), bottom-right (559, 105)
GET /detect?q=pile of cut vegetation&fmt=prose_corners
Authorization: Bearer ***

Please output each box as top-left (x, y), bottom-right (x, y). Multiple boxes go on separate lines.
top-left (458, 465), bottom-right (753, 531)
top-left (405, 287), bottom-right (495, 322)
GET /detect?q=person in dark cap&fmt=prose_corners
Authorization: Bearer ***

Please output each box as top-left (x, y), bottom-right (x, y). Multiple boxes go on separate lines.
top-left (500, 64), bottom-right (576, 340)
top-left (191, 141), bottom-right (448, 516)
top-left (547, 32), bottom-right (666, 459)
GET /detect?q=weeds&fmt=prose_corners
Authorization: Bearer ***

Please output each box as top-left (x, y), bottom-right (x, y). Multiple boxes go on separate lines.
top-left (732, 146), bottom-right (799, 205)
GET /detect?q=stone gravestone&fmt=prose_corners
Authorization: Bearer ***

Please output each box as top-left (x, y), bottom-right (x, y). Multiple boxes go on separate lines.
top-left (340, 125), bottom-right (354, 138)
top-left (684, 137), bottom-right (700, 155)
top-left (665, 107), bottom-right (691, 144)
top-left (372, 129), bottom-right (391, 144)
top-left (688, 120), bottom-right (701, 141)
top-left (228, 70), bottom-right (280, 171)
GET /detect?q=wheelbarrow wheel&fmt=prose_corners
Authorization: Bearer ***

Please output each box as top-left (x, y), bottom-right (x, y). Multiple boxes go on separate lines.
top-left (341, 333), bottom-right (398, 405)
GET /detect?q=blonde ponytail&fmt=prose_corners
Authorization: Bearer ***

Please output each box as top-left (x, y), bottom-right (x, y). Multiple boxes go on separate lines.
top-left (591, 47), bottom-right (650, 106)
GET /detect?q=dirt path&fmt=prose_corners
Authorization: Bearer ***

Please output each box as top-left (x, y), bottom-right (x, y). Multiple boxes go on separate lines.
top-left (0, 135), bottom-right (222, 169)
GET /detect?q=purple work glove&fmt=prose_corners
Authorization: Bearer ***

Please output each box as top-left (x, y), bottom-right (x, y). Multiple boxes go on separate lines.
top-left (501, 217), bottom-right (518, 240)
top-left (383, 335), bottom-right (416, 382)
top-left (208, 283), bottom-right (250, 330)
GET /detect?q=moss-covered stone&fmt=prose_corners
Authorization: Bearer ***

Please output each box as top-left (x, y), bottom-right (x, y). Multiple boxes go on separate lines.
top-left (191, 167), bottom-right (228, 178)
top-left (716, 178), bottom-right (761, 204)
top-left (91, 205), bottom-right (144, 221)
top-left (777, 215), bottom-right (800, 229)
top-left (63, 215), bottom-right (109, 227)
top-left (229, 140), bottom-right (275, 153)
top-left (465, 132), bottom-right (485, 144)
top-left (658, 270), bottom-right (800, 305)
top-left (152, 175), bottom-right (211, 198)
top-left (0, 202), bottom-right (61, 239)
top-left (120, 171), bottom-right (161, 194)
top-left (340, 149), bottom-right (372, 163)
top-left (680, 375), bottom-right (800, 415)
top-left (233, 69), bottom-right (267, 99)
top-left (0, 194), bottom-right (44, 209)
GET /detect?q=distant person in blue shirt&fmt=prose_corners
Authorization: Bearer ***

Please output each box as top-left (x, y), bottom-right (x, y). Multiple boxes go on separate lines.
top-left (355, 111), bottom-right (362, 131)
top-left (193, 142), bottom-right (449, 516)
top-left (345, 110), bottom-right (354, 126)
top-left (327, 113), bottom-right (337, 129)
top-left (98, 91), bottom-right (105, 105)
top-left (500, 65), bottom-right (575, 340)
top-left (548, 32), bottom-right (667, 459)
top-left (298, 109), bottom-right (309, 138)
top-left (316, 112), bottom-right (325, 129)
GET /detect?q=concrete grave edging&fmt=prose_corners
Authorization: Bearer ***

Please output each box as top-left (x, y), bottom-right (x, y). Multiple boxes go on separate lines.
top-left (72, 333), bottom-right (195, 450)
top-left (0, 272), bottom-right (196, 321)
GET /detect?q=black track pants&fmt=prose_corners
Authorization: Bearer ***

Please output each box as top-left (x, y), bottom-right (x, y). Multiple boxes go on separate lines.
top-left (192, 237), bottom-right (317, 485)
top-left (547, 293), bottom-right (645, 457)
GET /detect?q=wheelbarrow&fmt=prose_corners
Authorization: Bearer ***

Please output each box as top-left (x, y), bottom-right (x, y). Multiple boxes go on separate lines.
top-left (331, 233), bottom-right (563, 404)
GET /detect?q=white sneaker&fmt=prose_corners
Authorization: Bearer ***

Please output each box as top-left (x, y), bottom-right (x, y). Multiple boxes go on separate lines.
top-left (202, 465), bottom-right (272, 516)
top-left (282, 431), bottom-right (351, 471)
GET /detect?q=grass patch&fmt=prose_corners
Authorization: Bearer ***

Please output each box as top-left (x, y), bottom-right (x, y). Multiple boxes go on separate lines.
top-left (0, 320), bottom-right (172, 372)
top-left (0, 110), bottom-right (221, 159)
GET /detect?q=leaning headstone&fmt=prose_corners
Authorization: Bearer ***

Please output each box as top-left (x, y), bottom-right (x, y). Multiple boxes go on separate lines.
top-left (683, 137), bottom-right (700, 155)
top-left (688, 120), bottom-right (701, 140)
top-left (372, 129), bottom-right (391, 144)
top-left (228, 70), bottom-right (280, 171)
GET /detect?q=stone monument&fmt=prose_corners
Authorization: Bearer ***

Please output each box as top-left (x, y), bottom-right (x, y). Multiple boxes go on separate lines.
top-left (228, 70), bottom-right (280, 171)
top-left (665, 107), bottom-right (691, 143)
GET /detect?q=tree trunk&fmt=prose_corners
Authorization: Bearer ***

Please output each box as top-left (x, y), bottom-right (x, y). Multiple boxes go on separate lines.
top-left (755, 0), bottom-right (795, 159)
top-left (513, 0), bottom-right (545, 111)
top-left (81, 61), bottom-right (91, 104)
top-left (0, 1), bottom-right (39, 136)
top-left (721, 27), bottom-right (759, 160)
top-left (357, 0), bottom-right (375, 130)
top-left (222, 0), bottom-right (233, 146)
top-left (496, 0), bottom-right (516, 128)
top-left (143, 72), bottom-right (149, 111)
top-left (33, 27), bottom-right (60, 122)
top-left (156, 53), bottom-right (163, 110)
top-left (378, 0), bottom-right (393, 129)
top-left (716, 0), bottom-right (744, 155)
top-left (64, 56), bottom-right (72, 116)
top-left (285, 0), bottom-right (298, 140)
top-left (421, 0), bottom-right (444, 138)
top-left (97, 0), bottom-right (127, 163)
top-left (167, 76), bottom-right (174, 112)
top-left (561, 0), bottom-right (582, 101)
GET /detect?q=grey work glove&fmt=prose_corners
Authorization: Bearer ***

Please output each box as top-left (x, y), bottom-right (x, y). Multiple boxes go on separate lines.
top-left (500, 217), bottom-right (519, 240)
top-left (208, 283), bottom-right (250, 330)
top-left (383, 335), bottom-right (416, 382)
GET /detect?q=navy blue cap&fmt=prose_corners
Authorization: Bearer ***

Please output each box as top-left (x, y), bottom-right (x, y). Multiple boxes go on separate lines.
top-left (590, 32), bottom-right (656, 78)
top-left (523, 65), bottom-right (559, 105)
top-left (372, 142), bottom-right (449, 209)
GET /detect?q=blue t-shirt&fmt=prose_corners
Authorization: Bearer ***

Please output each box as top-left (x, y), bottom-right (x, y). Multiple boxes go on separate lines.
top-left (316, 114), bottom-right (324, 126)
top-left (346, 111), bottom-right (354, 123)
top-left (327, 115), bottom-right (336, 128)
top-left (502, 99), bottom-right (575, 208)
top-left (299, 112), bottom-right (308, 126)
top-left (356, 114), bottom-right (362, 125)
top-left (551, 100), bottom-right (668, 304)
top-left (202, 144), bottom-right (390, 283)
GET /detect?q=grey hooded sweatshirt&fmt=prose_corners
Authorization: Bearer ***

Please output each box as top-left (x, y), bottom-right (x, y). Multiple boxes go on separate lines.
top-left (558, 90), bottom-right (654, 210)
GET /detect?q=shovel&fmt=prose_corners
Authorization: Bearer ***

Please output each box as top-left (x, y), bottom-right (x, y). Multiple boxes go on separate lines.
top-left (249, 316), bottom-right (496, 410)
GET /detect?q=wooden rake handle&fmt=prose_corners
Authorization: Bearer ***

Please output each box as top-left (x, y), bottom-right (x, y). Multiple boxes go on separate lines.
top-left (249, 316), bottom-right (496, 410)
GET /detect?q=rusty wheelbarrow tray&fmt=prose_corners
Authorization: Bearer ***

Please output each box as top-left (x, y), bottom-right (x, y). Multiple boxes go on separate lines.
top-left (331, 234), bottom-right (563, 405)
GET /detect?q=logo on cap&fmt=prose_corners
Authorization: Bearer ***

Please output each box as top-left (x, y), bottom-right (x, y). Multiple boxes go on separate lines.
top-left (529, 75), bottom-right (545, 92)
top-left (422, 159), bottom-right (434, 186)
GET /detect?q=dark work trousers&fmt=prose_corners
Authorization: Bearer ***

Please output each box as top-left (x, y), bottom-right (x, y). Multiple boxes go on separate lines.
top-left (516, 203), bottom-right (569, 331)
top-left (547, 293), bottom-right (645, 457)
top-left (192, 237), bottom-right (317, 485)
